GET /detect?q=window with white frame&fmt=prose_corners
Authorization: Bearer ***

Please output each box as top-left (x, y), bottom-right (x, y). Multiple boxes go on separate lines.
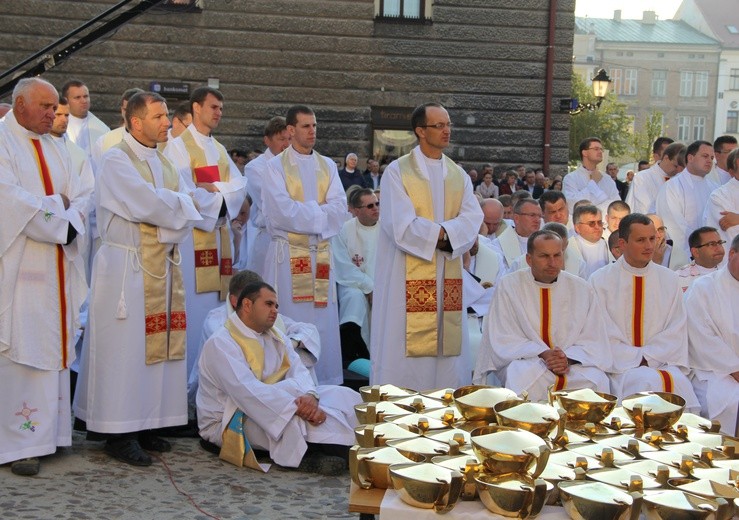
top-left (678, 116), bottom-right (691, 141)
top-left (624, 69), bottom-right (638, 95)
top-left (376, 0), bottom-right (428, 22)
top-left (651, 70), bottom-right (667, 97)
top-left (692, 116), bottom-right (706, 141)
top-left (694, 71), bottom-right (709, 97)
top-left (727, 111), bottom-right (738, 133)
top-left (730, 69), bottom-right (739, 90)
top-left (680, 71), bottom-right (693, 97)
top-left (610, 68), bottom-right (623, 95)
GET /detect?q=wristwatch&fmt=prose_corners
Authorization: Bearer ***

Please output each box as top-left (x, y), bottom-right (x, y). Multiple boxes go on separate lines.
top-left (306, 390), bottom-right (320, 402)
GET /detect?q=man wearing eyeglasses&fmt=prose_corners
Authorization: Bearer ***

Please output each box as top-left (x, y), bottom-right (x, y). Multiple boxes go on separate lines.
top-left (656, 140), bottom-right (720, 269)
top-left (490, 198), bottom-right (542, 270)
top-left (572, 204), bottom-right (610, 278)
top-left (685, 234), bottom-right (739, 436)
top-left (590, 213), bottom-right (699, 411)
top-left (369, 102), bottom-right (483, 390)
top-left (331, 188), bottom-right (380, 375)
top-left (563, 137), bottom-right (620, 216)
top-left (676, 227), bottom-right (725, 293)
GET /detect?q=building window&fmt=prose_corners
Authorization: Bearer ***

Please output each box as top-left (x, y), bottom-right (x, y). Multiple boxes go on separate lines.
top-left (678, 116), bottom-right (691, 141)
top-left (730, 69), bottom-right (739, 90)
top-left (370, 106), bottom-right (417, 163)
top-left (727, 111), bottom-right (739, 133)
top-left (651, 70), bottom-right (667, 97)
top-left (624, 69), bottom-right (638, 95)
top-left (680, 71), bottom-right (693, 97)
top-left (610, 68), bottom-right (623, 95)
top-left (693, 116), bottom-right (706, 141)
top-left (694, 71), bottom-right (709, 97)
top-left (376, 0), bottom-right (429, 23)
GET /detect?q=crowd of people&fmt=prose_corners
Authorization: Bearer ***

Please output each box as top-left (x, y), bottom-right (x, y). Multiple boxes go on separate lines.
top-left (1, 79), bottom-right (737, 482)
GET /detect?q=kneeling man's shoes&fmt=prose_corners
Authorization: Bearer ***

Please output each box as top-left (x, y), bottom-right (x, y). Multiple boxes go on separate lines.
top-left (11, 457), bottom-right (40, 476)
top-left (105, 438), bottom-right (153, 466)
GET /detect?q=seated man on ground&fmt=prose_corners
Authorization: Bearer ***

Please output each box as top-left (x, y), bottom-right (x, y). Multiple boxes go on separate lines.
top-left (473, 230), bottom-right (611, 401)
top-left (676, 226), bottom-right (725, 293)
top-left (197, 282), bottom-right (360, 475)
top-left (572, 204), bottom-right (610, 278)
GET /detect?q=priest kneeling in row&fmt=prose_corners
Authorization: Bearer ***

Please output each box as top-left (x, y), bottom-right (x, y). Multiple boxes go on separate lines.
top-left (473, 230), bottom-right (611, 401)
top-left (197, 281), bottom-right (360, 475)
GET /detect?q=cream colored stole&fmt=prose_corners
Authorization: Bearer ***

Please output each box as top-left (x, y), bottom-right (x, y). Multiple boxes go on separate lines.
top-left (181, 130), bottom-right (232, 300)
top-left (116, 140), bottom-right (186, 364)
top-left (398, 152), bottom-right (464, 357)
top-left (279, 149), bottom-right (331, 307)
top-left (220, 319), bottom-right (291, 470)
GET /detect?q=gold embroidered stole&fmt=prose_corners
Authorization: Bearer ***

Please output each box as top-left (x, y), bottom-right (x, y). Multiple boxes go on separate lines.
top-left (399, 152), bottom-right (464, 357)
top-left (116, 140), bottom-right (186, 364)
top-left (181, 129), bottom-right (232, 300)
top-left (220, 319), bottom-right (291, 470)
top-left (279, 149), bottom-right (331, 307)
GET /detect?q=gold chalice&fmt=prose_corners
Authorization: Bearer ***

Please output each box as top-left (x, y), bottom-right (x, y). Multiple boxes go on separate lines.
top-left (386, 436), bottom-right (457, 460)
top-left (552, 388), bottom-right (617, 424)
top-left (349, 445), bottom-right (426, 490)
top-left (621, 392), bottom-right (686, 432)
top-left (453, 385), bottom-right (519, 423)
top-left (389, 462), bottom-right (464, 513)
top-left (353, 422), bottom-right (419, 448)
top-left (495, 400), bottom-right (564, 440)
top-left (475, 473), bottom-right (550, 518)
top-left (470, 426), bottom-right (550, 478)
top-left (642, 490), bottom-right (733, 520)
top-left (558, 481), bottom-right (643, 520)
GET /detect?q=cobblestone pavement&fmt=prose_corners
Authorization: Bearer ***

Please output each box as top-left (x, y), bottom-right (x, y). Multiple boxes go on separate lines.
top-left (0, 432), bottom-right (355, 520)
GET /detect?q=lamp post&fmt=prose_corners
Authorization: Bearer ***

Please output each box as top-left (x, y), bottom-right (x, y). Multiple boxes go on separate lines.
top-left (565, 68), bottom-right (612, 115)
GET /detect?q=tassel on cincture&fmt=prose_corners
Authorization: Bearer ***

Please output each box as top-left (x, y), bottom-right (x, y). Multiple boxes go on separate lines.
top-left (116, 293), bottom-right (128, 319)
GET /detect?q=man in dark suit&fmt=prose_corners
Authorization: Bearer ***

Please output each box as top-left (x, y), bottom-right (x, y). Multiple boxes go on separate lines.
top-left (606, 162), bottom-right (628, 201)
top-left (522, 170), bottom-right (544, 199)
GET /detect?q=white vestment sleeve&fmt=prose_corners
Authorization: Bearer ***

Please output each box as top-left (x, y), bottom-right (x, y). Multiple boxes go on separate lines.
top-left (443, 171), bottom-right (484, 259)
top-left (331, 226), bottom-right (374, 293)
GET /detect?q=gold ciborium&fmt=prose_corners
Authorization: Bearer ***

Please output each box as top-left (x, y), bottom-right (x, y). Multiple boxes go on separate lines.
top-left (386, 436), bottom-right (457, 460)
top-left (551, 388), bottom-right (617, 424)
top-left (642, 490), bottom-right (733, 520)
top-left (558, 481), bottom-right (643, 520)
top-left (349, 445), bottom-right (426, 490)
top-left (470, 426), bottom-right (550, 478)
top-left (353, 422), bottom-right (420, 448)
top-left (494, 400), bottom-right (564, 440)
top-left (453, 385), bottom-right (519, 423)
top-left (359, 384), bottom-right (417, 403)
top-left (621, 392), bottom-right (686, 432)
top-left (475, 473), bottom-right (550, 518)
top-left (354, 401), bottom-right (415, 424)
top-left (389, 462), bottom-right (464, 513)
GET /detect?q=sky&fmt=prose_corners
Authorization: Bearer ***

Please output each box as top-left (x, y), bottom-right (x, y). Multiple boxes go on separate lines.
top-left (575, 0), bottom-right (682, 20)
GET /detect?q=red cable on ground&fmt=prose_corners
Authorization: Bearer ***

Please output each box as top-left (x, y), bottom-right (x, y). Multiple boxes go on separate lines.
top-left (153, 453), bottom-right (222, 520)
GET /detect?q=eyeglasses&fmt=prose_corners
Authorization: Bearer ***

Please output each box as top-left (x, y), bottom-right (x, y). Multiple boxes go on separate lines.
top-left (578, 220), bottom-right (605, 228)
top-left (656, 226), bottom-right (667, 232)
top-left (356, 202), bottom-right (379, 210)
top-left (420, 122), bottom-right (453, 130)
top-left (694, 240), bottom-right (726, 249)
top-left (516, 212), bottom-right (542, 219)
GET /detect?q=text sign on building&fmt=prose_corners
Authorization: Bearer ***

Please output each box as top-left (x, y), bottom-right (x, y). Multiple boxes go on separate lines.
top-left (371, 106), bottom-right (413, 129)
top-left (149, 81), bottom-right (190, 99)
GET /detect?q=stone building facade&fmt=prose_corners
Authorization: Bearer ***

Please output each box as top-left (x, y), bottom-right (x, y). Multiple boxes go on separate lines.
top-left (0, 0), bottom-right (576, 174)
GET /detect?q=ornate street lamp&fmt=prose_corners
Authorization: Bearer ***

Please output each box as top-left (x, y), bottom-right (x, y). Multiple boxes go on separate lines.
top-left (562, 68), bottom-right (613, 115)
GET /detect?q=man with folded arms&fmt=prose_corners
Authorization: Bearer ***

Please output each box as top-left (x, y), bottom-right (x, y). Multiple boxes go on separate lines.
top-left (686, 235), bottom-right (739, 435)
top-left (590, 214), bottom-right (699, 411)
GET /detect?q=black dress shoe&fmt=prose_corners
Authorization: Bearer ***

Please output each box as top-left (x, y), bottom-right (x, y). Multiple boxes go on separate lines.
top-left (199, 437), bottom-right (221, 455)
top-left (105, 438), bottom-right (152, 466)
top-left (139, 433), bottom-right (172, 452)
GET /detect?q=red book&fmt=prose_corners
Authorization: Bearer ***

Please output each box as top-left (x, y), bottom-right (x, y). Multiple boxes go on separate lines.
top-left (194, 165), bottom-right (220, 183)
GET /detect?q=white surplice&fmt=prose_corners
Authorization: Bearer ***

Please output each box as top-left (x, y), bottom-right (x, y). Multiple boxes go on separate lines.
top-left (197, 313), bottom-right (360, 468)
top-left (244, 149), bottom-right (274, 278)
top-left (572, 235), bottom-right (610, 278)
top-left (489, 226), bottom-right (528, 270)
top-left (369, 146), bottom-right (483, 390)
top-left (73, 132), bottom-right (203, 433)
top-left (704, 177), bottom-right (738, 259)
top-left (474, 269), bottom-right (611, 400)
top-left (589, 257), bottom-right (699, 411)
top-left (261, 145), bottom-right (348, 385)
top-left (686, 267), bottom-right (739, 434)
top-left (67, 112), bottom-right (110, 158)
top-left (165, 124), bottom-right (248, 377)
top-left (563, 165), bottom-right (620, 216)
top-left (625, 162), bottom-right (668, 214)
top-left (656, 170), bottom-right (719, 269)
top-left (0, 112), bottom-right (89, 464)
top-left (331, 217), bottom-right (379, 346)
top-left (676, 262), bottom-right (719, 294)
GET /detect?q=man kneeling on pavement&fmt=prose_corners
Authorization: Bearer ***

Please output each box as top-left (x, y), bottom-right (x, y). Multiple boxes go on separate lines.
top-left (197, 281), bottom-right (361, 475)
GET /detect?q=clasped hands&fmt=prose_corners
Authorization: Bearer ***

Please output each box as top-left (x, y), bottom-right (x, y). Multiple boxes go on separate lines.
top-left (295, 393), bottom-right (326, 426)
top-left (539, 347), bottom-right (570, 376)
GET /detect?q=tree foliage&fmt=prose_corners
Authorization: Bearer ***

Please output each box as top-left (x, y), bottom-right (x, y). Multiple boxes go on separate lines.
top-left (568, 73), bottom-right (632, 164)
top-left (630, 110), bottom-right (664, 163)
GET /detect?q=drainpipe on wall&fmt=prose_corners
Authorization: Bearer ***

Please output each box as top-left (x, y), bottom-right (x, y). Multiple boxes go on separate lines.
top-left (543, 0), bottom-right (558, 175)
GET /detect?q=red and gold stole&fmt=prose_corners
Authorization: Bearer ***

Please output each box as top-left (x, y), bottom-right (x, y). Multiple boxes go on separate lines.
top-left (116, 140), bottom-right (186, 364)
top-left (631, 274), bottom-right (673, 392)
top-left (399, 152), bottom-right (464, 357)
top-left (539, 287), bottom-right (566, 391)
top-left (220, 319), bottom-right (291, 471)
top-left (181, 129), bottom-right (232, 300)
top-left (279, 149), bottom-right (331, 307)
top-left (30, 138), bottom-right (69, 369)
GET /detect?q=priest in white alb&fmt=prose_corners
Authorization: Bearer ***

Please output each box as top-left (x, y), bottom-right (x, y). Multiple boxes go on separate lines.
top-left (625, 141), bottom-right (683, 214)
top-left (563, 137), bottom-right (619, 215)
top-left (74, 92), bottom-right (204, 467)
top-left (704, 147), bottom-right (738, 259)
top-left (369, 103), bottom-right (483, 390)
top-left (589, 214), bottom-right (700, 411)
top-left (0, 78), bottom-right (89, 476)
top-left (197, 281), bottom-right (360, 475)
top-left (686, 235), bottom-right (739, 435)
top-left (474, 231), bottom-right (611, 400)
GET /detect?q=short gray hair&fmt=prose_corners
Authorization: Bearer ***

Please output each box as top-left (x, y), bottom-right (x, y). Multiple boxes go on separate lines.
top-left (12, 77), bottom-right (56, 107)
